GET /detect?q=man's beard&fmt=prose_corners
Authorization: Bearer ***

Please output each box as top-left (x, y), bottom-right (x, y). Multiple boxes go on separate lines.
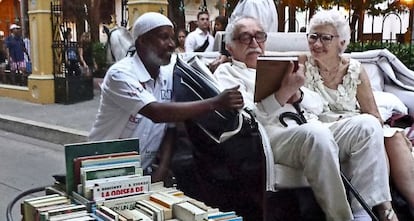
top-left (146, 48), bottom-right (171, 66)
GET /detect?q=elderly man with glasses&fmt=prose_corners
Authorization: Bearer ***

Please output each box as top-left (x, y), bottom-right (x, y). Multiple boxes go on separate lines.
top-left (213, 16), bottom-right (394, 221)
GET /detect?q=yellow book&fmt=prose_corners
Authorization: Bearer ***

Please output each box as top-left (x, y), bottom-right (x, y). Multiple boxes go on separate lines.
top-left (23, 196), bottom-right (69, 221)
top-left (21, 194), bottom-right (60, 218)
top-left (149, 192), bottom-right (184, 209)
top-left (143, 199), bottom-right (173, 220)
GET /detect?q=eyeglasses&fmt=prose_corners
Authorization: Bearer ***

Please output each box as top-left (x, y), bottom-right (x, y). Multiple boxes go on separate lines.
top-left (307, 33), bottom-right (339, 44)
top-left (234, 31), bottom-right (267, 45)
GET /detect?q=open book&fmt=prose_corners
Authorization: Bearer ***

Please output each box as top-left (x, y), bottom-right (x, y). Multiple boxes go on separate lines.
top-left (254, 56), bottom-right (298, 102)
top-left (173, 56), bottom-right (242, 143)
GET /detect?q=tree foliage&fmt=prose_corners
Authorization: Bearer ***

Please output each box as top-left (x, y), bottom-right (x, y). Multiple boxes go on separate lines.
top-left (276, 0), bottom-right (409, 41)
top-left (62, 0), bottom-right (113, 41)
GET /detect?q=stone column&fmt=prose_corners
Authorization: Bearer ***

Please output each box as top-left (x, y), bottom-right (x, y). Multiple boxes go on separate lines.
top-left (26, 0), bottom-right (54, 103)
top-left (127, 0), bottom-right (169, 25)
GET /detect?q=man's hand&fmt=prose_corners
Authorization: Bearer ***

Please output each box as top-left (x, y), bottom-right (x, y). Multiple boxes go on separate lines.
top-left (211, 85), bottom-right (244, 110)
top-left (275, 61), bottom-right (305, 105)
top-left (209, 55), bottom-right (231, 73)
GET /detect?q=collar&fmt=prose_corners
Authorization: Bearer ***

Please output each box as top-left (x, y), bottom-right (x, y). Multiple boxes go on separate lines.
top-left (195, 28), bottom-right (208, 35)
top-left (131, 52), bottom-right (169, 84)
top-left (132, 53), bottom-right (153, 83)
top-left (231, 59), bottom-right (256, 72)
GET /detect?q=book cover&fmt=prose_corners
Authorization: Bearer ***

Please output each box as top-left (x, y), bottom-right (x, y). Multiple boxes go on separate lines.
top-left (149, 192), bottom-right (184, 209)
top-left (94, 209), bottom-right (114, 221)
top-left (117, 209), bottom-right (136, 221)
top-left (136, 200), bottom-right (163, 221)
top-left (91, 175), bottom-right (151, 201)
top-left (21, 194), bottom-right (60, 219)
top-left (158, 188), bottom-right (185, 197)
top-left (36, 203), bottom-right (75, 221)
top-left (81, 154), bottom-right (140, 168)
top-left (211, 215), bottom-right (242, 221)
top-left (61, 214), bottom-right (96, 221)
top-left (133, 205), bottom-right (156, 221)
top-left (186, 199), bottom-right (219, 214)
top-left (208, 211), bottom-right (236, 220)
top-left (97, 193), bottom-right (151, 211)
top-left (142, 199), bottom-right (173, 220)
top-left (172, 201), bottom-right (207, 221)
top-left (80, 160), bottom-right (142, 185)
top-left (73, 151), bottom-right (139, 187)
top-left (97, 206), bottom-right (119, 221)
top-left (47, 210), bottom-right (89, 221)
top-left (40, 204), bottom-right (86, 221)
top-left (23, 196), bottom-right (70, 221)
top-left (65, 138), bottom-right (139, 194)
top-left (254, 56), bottom-right (298, 102)
top-left (61, 215), bottom-right (96, 221)
top-left (118, 209), bottom-right (152, 221)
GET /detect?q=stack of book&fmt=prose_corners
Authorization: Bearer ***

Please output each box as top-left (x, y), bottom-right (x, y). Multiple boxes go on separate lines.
top-left (21, 194), bottom-right (94, 221)
top-left (72, 151), bottom-right (150, 202)
top-left (95, 184), bottom-right (243, 221)
top-left (21, 139), bottom-right (243, 220)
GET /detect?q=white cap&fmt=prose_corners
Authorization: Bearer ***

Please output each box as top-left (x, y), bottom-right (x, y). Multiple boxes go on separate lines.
top-left (132, 12), bottom-right (173, 40)
top-left (9, 24), bottom-right (21, 30)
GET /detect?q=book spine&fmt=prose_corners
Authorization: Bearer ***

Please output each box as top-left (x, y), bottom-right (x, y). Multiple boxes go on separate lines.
top-left (98, 194), bottom-right (150, 211)
top-left (149, 195), bottom-right (171, 209)
top-left (94, 210), bottom-right (113, 221)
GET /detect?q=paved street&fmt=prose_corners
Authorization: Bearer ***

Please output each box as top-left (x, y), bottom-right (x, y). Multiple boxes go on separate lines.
top-left (0, 129), bottom-right (65, 221)
top-left (0, 90), bottom-right (101, 145)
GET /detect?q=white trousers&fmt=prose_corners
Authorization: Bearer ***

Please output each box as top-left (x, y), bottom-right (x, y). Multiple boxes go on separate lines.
top-left (265, 114), bottom-right (391, 221)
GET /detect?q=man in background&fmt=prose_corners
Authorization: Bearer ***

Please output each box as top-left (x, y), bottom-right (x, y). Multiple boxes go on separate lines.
top-left (0, 31), bottom-right (7, 83)
top-left (5, 24), bottom-right (28, 85)
top-left (185, 11), bottom-right (214, 52)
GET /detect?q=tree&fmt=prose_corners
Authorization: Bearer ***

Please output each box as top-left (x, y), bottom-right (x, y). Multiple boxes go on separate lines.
top-left (344, 0), bottom-right (403, 42)
top-left (276, 0), bottom-right (404, 42)
top-left (63, 0), bottom-right (114, 42)
top-left (168, 0), bottom-right (185, 30)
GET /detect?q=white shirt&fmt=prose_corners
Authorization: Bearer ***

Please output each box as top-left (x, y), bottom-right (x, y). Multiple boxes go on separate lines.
top-left (214, 59), bottom-right (324, 130)
top-left (89, 53), bottom-right (175, 170)
top-left (185, 28), bottom-right (214, 52)
top-left (229, 0), bottom-right (278, 32)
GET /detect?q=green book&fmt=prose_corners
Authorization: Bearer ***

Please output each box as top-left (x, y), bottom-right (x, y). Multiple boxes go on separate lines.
top-left (64, 138), bottom-right (139, 194)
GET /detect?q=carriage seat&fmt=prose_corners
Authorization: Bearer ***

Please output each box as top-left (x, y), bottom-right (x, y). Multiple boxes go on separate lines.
top-left (265, 48), bottom-right (414, 188)
top-left (200, 33), bottom-right (414, 189)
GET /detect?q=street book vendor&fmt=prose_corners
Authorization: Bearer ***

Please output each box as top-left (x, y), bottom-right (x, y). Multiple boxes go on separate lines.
top-left (89, 12), bottom-right (243, 183)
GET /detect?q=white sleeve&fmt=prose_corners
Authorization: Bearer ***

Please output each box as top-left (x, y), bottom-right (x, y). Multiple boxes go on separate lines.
top-left (300, 87), bottom-right (324, 115)
top-left (230, 0), bottom-right (278, 32)
top-left (184, 32), bottom-right (196, 52)
top-left (102, 69), bottom-right (157, 115)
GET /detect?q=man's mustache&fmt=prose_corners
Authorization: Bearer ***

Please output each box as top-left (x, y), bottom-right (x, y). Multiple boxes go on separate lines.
top-left (246, 48), bottom-right (263, 54)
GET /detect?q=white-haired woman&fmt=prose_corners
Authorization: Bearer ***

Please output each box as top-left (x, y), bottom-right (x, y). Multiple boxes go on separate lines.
top-left (302, 9), bottom-right (413, 221)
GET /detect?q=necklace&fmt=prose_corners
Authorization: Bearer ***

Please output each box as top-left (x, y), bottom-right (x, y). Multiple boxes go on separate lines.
top-left (317, 58), bottom-right (342, 81)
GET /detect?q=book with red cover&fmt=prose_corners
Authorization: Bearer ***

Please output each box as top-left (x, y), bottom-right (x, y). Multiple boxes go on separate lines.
top-left (64, 138), bottom-right (139, 194)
